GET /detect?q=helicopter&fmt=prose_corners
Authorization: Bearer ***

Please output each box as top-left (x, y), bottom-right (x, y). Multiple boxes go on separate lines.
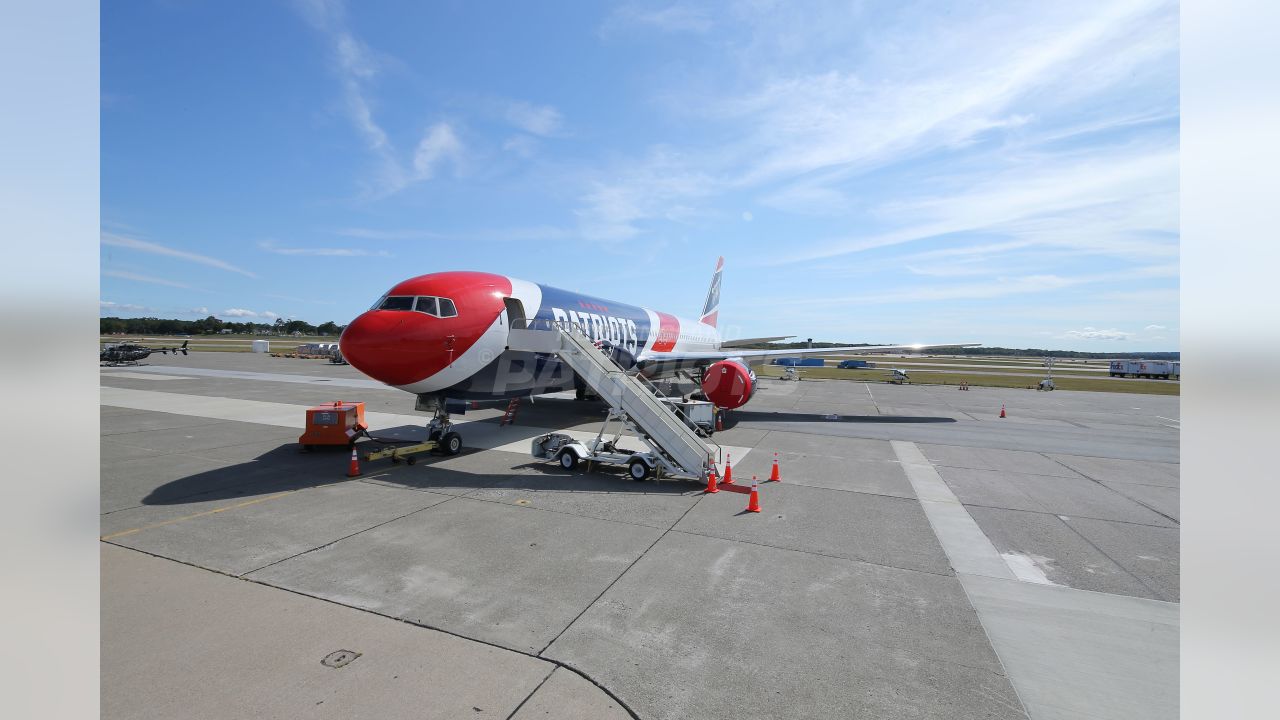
top-left (100, 339), bottom-right (189, 366)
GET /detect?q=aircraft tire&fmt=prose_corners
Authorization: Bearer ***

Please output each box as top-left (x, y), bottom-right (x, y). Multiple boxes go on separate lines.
top-left (442, 432), bottom-right (463, 455)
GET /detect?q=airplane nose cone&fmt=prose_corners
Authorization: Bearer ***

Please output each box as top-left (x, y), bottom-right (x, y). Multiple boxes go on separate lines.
top-left (340, 311), bottom-right (447, 387)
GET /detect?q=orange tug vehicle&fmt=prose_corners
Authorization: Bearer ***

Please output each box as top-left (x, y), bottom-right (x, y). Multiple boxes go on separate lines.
top-left (300, 400), bottom-right (466, 467)
top-left (299, 401), bottom-right (368, 450)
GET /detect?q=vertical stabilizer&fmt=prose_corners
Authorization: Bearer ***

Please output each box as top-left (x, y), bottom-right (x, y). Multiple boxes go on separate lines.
top-left (700, 256), bottom-right (723, 327)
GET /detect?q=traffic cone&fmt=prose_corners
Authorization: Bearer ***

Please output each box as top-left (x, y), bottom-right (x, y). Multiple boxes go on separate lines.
top-left (704, 465), bottom-right (720, 494)
top-left (346, 446), bottom-right (361, 477)
top-left (723, 454), bottom-right (734, 484)
top-left (999, 403), bottom-right (1006, 419)
top-left (746, 476), bottom-right (761, 513)
top-left (769, 452), bottom-right (781, 482)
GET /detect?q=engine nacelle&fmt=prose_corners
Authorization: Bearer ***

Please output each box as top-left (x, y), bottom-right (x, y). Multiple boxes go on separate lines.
top-left (701, 359), bottom-right (756, 409)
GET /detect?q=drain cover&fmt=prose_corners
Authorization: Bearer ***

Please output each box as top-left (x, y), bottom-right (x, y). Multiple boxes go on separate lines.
top-left (321, 650), bottom-right (361, 668)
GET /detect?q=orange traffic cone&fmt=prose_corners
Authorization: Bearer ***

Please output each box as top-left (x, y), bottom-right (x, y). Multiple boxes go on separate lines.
top-left (999, 403), bottom-right (1006, 419)
top-left (746, 476), bottom-right (761, 513)
top-left (346, 446), bottom-right (361, 477)
top-left (704, 465), bottom-right (720, 494)
top-left (723, 454), bottom-right (734, 484)
top-left (769, 452), bottom-right (781, 482)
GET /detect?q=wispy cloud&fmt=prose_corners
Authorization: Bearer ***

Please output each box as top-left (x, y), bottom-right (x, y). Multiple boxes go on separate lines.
top-left (220, 308), bottom-right (278, 319)
top-left (102, 269), bottom-right (197, 290)
top-left (1145, 324), bottom-right (1167, 330)
top-left (413, 122), bottom-right (465, 180)
top-left (258, 240), bottom-right (390, 257)
top-left (332, 227), bottom-right (444, 241)
top-left (102, 232), bottom-right (258, 277)
top-left (504, 101), bottom-right (563, 137)
top-left (578, 0), bottom-right (1177, 268)
top-left (100, 300), bottom-right (152, 312)
top-left (600, 3), bottom-right (714, 36)
top-left (294, 0), bottom-right (464, 196)
top-left (1061, 327), bottom-right (1133, 341)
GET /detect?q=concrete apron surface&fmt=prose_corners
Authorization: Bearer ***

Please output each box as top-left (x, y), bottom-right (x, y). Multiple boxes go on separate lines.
top-left (894, 440), bottom-right (1178, 720)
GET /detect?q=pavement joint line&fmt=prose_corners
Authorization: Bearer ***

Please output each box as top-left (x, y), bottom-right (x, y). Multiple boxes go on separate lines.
top-left (239, 493), bottom-right (462, 577)
top-left (665, 528), bottom-right (957, 580)
top-left (100, 491), bottom-right (297, 541)
top-left (1052, 514), bottom-right (1172, 603)
top-left (103, 543), bottom-right (643, 720)
top-left (1040, 453), bottom-right (1180, 526)
top-left (501, 667), bottom-right (557, 720)
top-left (953, 502), bottom-right (1179, 531)
top-left (536, 482), bottom-right (713, 657)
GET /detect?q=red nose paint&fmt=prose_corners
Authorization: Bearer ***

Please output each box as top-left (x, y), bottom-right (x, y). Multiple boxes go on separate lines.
top-left (339, 272), bottom-right (510, 387)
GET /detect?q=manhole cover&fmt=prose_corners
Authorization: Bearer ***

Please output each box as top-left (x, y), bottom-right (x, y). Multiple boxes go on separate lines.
top-left (321, 650), bottom-right (361, 668)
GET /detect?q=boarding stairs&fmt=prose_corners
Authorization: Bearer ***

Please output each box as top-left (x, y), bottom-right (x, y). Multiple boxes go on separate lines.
top-left (507, 321), bottom-right (719, 479)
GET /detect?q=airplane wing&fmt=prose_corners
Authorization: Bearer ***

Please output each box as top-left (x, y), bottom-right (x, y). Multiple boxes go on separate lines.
top-left (719, 336), bottom-right (795, 348)
top-left (636, 342), bottom-right (981, 370)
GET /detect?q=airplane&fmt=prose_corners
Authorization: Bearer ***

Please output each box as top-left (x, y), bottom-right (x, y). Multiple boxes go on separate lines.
top-left (886, 368), bottom-right (910, 384)
top-left (338, 258), bottom-right (977, 446)
top-left (100, 339), bottom-right (189, 366)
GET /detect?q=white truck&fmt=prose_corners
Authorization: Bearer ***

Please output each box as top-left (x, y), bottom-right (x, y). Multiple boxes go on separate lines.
top-left (1109, 360), bottom-right (1178, 379)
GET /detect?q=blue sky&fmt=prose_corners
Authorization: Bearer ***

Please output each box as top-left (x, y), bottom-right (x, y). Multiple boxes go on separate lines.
top-left (101, 0), bottom-right (1179, 350)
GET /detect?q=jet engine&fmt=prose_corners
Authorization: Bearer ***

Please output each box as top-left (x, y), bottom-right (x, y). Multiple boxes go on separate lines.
top-left (701, 359), bottom-right (756, 409)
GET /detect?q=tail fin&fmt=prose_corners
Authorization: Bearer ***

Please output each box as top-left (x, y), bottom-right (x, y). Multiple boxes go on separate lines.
top-left (700, 256), bottom-right (723, 328)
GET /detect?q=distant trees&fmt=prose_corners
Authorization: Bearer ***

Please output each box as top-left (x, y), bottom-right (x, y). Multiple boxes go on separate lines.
top-left (100, 316), bottom-right (347, 336)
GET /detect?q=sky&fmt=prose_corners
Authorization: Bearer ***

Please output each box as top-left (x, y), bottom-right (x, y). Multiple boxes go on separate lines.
top-left (101, 0), bottom-right (1179, 350)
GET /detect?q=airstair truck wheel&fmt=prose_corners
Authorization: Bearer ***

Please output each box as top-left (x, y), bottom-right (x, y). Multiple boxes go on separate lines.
top-left (559, 450), bottom-right (578, 470)
top-left (629, 458), bottom-right (650, 481)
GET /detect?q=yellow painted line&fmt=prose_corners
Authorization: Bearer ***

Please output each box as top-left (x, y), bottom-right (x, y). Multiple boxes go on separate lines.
top-left (100, 491), bottom-right (296, 541)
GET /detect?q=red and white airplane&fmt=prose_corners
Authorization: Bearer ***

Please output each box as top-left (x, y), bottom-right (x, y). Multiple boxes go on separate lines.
top-left (339, 257), bottom-right (977, 411)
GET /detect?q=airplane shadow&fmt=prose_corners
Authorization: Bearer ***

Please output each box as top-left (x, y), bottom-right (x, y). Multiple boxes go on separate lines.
top-left (140, 433), bottom-right (694, 507)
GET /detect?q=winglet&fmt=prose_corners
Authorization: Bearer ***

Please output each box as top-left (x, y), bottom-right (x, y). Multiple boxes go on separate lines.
top-left (700, 256), bottom-right (723, 328)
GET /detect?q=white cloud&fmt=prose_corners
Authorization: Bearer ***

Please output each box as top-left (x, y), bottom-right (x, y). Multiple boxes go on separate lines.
top-left (100, 300), bottom-right (150, 312)
top-left (221, 308), bottom-right (259, 318)
top-left (262, 311), bottom-right (279, 319)
top-left (103, 269), bottom-right (196, 290)
top-left (295, 0), bottom-right (464, 195)
top-left (601, 3), bottom-right (714, 36)
top-left (258, 240), bottom-right (390, 257)
top-left (1061, 327), bottom-right (1134, 341)
top-left (333, 227), bottom-right (443, 240)
top-left (503, 135), bottom-right (538, 158)
top-left (189, 307), bottom-right (210, 315)
top-left (504, 101), bottom-right (562, 136)
top-left (102, 232), bottom-right (257, 277)
top-left (413, 122), bottom-right (464, 180)
top-left (1145, 324), bottom-right (1167, 330)
top-left (742, 211), bottom-right (753, 222)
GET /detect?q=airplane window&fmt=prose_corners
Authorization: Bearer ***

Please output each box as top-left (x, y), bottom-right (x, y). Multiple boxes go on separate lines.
top-left (379, 296), bottom-right (414, 311)
top-left (415, 296), bottom-right (439, 316)
top-left (438, 298), bottom-right (457, 317)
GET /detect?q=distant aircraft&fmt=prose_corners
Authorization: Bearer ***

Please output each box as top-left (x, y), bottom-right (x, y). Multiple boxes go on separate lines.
top-left (100, 340), bottom-right (189, 366)
top-left (886, 368), bottom-right (910, 384)
top-left (340, 257), bottom-right (976, 411)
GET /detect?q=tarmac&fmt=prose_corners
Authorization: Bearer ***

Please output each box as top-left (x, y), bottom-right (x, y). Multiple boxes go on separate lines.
top-left (101, 351), bottom-right (1179, 719)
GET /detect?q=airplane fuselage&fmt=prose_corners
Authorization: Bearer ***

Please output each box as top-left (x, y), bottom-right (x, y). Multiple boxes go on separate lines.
top-left (339, 271), bottom-right (720, 400)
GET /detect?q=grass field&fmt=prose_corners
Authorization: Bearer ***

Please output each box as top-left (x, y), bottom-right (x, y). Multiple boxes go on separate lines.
top-left (757, 364), bottom-right (1180, 396)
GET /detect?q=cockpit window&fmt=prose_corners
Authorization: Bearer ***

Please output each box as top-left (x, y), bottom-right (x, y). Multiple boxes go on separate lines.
top-left (438, 298), bottom-right (457, 317)
top-left (414, 296), bottom-right (438, 316)
top-left (379, 296), bottom-right (415, 311)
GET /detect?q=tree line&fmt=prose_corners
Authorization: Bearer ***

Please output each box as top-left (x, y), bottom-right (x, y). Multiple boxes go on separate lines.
top-left (101, 316), bottom-right (345, 336)
top-left (732, 340), bottom-right (1178, 360)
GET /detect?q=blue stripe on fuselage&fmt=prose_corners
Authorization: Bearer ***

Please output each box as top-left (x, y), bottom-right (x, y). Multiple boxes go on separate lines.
top-left (531, 284), bottom-right (652, 358)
